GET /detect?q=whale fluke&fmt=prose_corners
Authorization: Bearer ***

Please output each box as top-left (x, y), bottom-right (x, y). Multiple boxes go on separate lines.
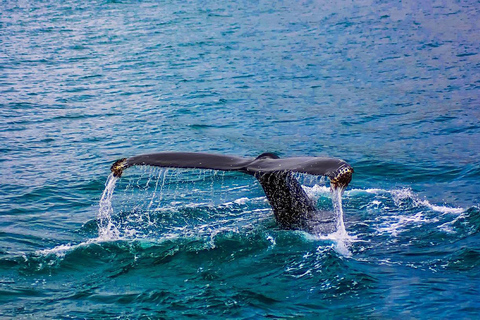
top-left (110, 152), bottom-right (353, 232)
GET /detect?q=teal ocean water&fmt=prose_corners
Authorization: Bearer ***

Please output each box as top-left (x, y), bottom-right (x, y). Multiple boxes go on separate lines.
top-left (1, 0), bottom-right (480, 318)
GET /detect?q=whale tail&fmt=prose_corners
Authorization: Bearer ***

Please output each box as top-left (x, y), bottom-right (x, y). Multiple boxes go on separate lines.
top-left (110, 152), bottom-right (353, 231)
top-left (110, 152), bottom-right (353, 186)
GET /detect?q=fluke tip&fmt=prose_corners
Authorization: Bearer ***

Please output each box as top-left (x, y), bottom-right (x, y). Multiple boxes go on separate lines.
top-left (111, 158), bottom-right (127, 177)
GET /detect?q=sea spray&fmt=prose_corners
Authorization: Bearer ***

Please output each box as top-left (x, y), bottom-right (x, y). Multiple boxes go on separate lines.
top-left (331, 187), bottom-right (347, 237)
top-left (329, 186), bottom-right (352, 256)
top-left (97, 173), bottom-right (120, 240)
top-left (95, 167), bottom-right (354, 257)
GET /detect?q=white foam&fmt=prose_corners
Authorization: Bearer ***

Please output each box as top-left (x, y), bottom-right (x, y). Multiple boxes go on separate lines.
top-left (375, 212), bottom-right (437, 237)
top-left (302, 185), bottom-right (330, 200)
top-left (37, 243), bottom-right (77, 257)
top-left (437, 212), bottom-right (466, 233)
top-left (346, 187), bottom-right (465, 215)
top-left (36, 239), bottom-right (99, 258)
top-left (302, 185), bottom-right (353, 257)
top-left (417, 199), bottom-right (464, 214)
top-left (341, 187), bottom-right (466, 237)
top-left (90, 171), bottom-right (467, 258)
top-left (393, 188), bottom-right (464, 214)
top-left (233, 197), bottom-right (249, 205)
top-left (345, 188), bottom-right (386, 195)
top-left (304, 231), bottom-right (356, 257)
top-left (306, 185), bottom-right (464, 215)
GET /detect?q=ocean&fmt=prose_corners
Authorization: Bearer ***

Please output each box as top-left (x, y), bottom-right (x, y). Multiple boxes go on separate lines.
top-left (1, 0), bottom-right (479, 318)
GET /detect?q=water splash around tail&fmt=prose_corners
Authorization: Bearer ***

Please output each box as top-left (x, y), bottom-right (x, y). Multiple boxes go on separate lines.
top-left (326, 186), bottom-right (352, 256)
top-left (331, 187), bottom-right (347, 237)
top-left (97, 173), bottom-right (120, 240)
top-left (95, 169), bottom-right (354, 256)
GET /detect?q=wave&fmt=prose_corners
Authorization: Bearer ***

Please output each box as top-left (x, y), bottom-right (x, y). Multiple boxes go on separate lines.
top-left (304, 185), bottom-right (465, 214)
top-left (13, 176), bottom-right (474, 267)
top-left (0, 187), bottom-right (475, 295)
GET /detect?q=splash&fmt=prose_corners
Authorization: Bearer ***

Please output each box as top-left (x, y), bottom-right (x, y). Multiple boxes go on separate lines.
top-left (328, 186), bottom-right (353, 256)
top-left (302, 183), bottom-right (353, 255)
top-left (94, 169), bottom-right (353, 256)
top-left (390, 188), bottom-right (464, 214)
top-left (306, 186), bottom-right (465, 215)
top-left (97, 173), bottom-right (120, 240)
top-left (303, 185), bottom-right (353, 256)
top-left (330, 187), bottom-right (346, 236)
top-left (37, 174), bottom-right (123, 258)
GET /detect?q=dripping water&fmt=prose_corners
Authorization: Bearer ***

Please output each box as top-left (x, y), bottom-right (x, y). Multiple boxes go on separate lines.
top-left (329, 186), bottom-right (352, 256)
top-left (97, 173), bottom-right (120, 240)
top-left (331, 187), bottom-right (347, 237)
top-left (96, 169), bottom-right (352, 256)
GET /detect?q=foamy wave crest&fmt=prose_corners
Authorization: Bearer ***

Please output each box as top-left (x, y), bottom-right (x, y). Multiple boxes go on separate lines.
top-left (301, 185), bottom-right (353, 256)
top-left (36, 239), bottom-right (104, 258)
top-left (304, 231), bottom-right (356, 257)
top-left (304, 184), bottom-right (466, 239)
top-left (389, 188), bottom-right (464, 214)
top-left (375, 212), bottom-right (435, 237)
top-left (349, 187), bottom-right (467, 237)
top-left (304, 184), bottom-right (465, 217)
top-left (346, 187), bottom-right (465, 214)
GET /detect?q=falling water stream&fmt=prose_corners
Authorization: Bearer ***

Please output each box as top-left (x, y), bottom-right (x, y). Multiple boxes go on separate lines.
top-left (96, 168), bottom-right (351, 255)
top-left (97, 174), bottom-right (120, 240)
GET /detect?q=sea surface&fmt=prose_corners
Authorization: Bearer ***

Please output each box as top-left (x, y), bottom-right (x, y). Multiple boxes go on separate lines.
top-left (1, 0), bottom-right (480, 318)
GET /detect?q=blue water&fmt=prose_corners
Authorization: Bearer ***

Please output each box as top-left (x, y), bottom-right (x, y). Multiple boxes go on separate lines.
top-left (1, 0), bottom-right (480, 318)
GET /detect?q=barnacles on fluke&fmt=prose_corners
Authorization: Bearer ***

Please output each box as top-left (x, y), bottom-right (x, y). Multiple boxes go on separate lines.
top-left (111, 158), bottom-right (127, 177)
top-left (329, 164), bottom-right (354, 189)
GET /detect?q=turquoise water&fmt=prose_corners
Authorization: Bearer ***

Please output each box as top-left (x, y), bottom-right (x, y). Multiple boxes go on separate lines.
top-left (1, 0), bottom-right (480, 318)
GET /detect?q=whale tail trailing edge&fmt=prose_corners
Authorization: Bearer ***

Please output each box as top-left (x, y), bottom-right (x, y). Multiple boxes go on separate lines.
top-left (110, 152), bottom-right (353, 231)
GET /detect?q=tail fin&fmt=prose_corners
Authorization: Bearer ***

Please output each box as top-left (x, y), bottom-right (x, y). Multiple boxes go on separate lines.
top-left (109, 152), bottom-right (353, 231)
top-left (111, 158), bottom-right (127, 177)
top-left (110, 152), bottom-right (353, 188)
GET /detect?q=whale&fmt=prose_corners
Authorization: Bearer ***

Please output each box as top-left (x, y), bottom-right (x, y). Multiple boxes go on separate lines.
top-left (110, 152), bottom-right (353, 233)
